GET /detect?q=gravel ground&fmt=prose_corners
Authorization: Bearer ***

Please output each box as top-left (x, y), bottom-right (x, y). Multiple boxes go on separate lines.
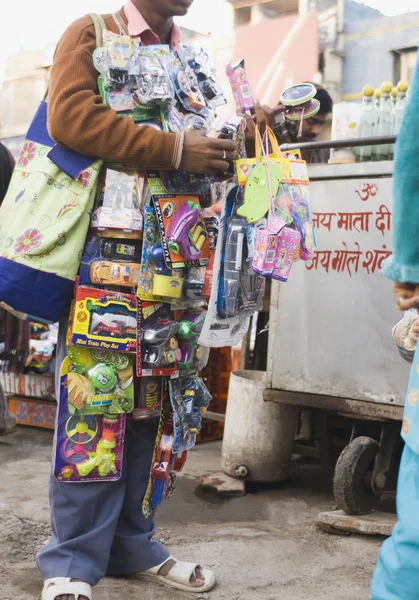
top-left (0, 427), bottom-right (385, 600)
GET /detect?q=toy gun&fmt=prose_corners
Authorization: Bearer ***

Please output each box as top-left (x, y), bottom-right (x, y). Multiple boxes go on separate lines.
top-left (77, 416), bottom-right (118, 478)
top-left (168, 201), bottom-right (206, 262)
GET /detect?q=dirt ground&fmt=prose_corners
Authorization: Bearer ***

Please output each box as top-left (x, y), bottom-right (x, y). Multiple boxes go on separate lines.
top-left (0, 427), bottom-right (384, 600)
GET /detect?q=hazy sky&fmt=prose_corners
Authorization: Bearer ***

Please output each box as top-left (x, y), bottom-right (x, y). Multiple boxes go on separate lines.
top-left (0, 0), bottom-right (417, 64)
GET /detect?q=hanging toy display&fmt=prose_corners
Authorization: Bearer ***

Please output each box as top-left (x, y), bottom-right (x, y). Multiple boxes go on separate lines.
top-left (54, 26), bottom-right (316, 518)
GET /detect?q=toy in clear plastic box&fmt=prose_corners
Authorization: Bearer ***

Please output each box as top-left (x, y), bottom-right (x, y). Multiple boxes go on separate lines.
top-left (176, 310), bottom-right (208, 370)
top-left (132, 45), bottom-right (174, 107)
top-left (54, 360), bottom-right (126, 483)
top-left (132, 376), bottom-right (167, 421)
top-left (272, 227), bottom-right (301, 282)
top-left (137, 301), bottom-right (180, 377)
top-left (137, 205), bottom-right (184, 303)
top-left (218, 209), bottom-right (265, 318)
top-left (91, 167), bottom-right (144, 239)
top-left (66, 346), bottom-right (134, 415)
top-left (153, 196), bottom-right (210, 269)
top-left (80, 236), bottom-right (142, 289)
top-left (69, 284), bottom-right (137, 353)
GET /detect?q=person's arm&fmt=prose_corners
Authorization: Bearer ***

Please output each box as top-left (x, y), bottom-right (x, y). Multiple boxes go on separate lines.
top-left (47, 16), bottom-right (237, 175)
top-left (392, 311), bottom-right (418, 363)
top-left (382, 58), bottom-right (419, 307)
top-left (48, 16), bottom-right (180, 168)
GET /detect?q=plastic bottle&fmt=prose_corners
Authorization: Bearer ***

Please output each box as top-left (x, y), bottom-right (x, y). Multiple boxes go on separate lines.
top-left (373, 81), bottom-right (394, 161)
top-left (356, 85), bottom-right (375, 162)
top-left (393, 80), bottom-right (409, 137)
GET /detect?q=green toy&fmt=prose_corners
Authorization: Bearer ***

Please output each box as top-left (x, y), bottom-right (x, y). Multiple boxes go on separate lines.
top-left (238, 161), bottom-right (282, 223)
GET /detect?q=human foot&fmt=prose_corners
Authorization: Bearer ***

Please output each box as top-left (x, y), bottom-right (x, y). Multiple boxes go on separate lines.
top-left (137, 556), bottom-right (216, 593)
top-left (158, 559), bottom-right (205, 587)
top-left (42, 578), bottom-right (91, 600)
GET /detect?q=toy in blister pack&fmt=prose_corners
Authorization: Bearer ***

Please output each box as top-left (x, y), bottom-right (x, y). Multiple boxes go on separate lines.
top-left (289, 181), bottom-right (315, 261)
top-left (91, 167), bottom-right (144, 239)
top-left (132, 45), bottom-right (174, 107)
top-left (177, 310), bottom-right (207, 370)
top-left (207, 114), bottom-right (247, 177)
top-left (225, 59), bottom-right (254, 113)
top-left (80, 236), bottom-right (142, 288)
top-left (66, 346), bottom-right (134, 415)
top-left (169, 52), bottom-right (208, 116)
top-left (137, 206), bottom-right (184, 303)
top-left (272, 227), bottom-right (301, 282)
top-left (180, 376), bottom-right (212, 433)
top-left (183, 266), bottom-right (207, 303)
top-left (103, 31), bottom-right (138, 90)
top-left (169, 378), bottom-right (197, 454)
top-left (55, 359), bottom-right (126, 483)
top-left (198, 186), bottom-right (251, 348)
top-left (69, 284), bottom-right (137, 353)
top-left (153, 196), bottom-right (210, 269)
top-left (160, 170), bottom-right (210, 196)
top-left (252, 228), bottom-right (278, 276)
top-left (132, 376), bottom-right (166, 420)
top-left (137, 301), bottom-right (180, 377)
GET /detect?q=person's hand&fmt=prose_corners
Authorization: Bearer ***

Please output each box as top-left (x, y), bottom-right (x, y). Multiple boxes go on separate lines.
top-left (245, 101), bottom-right (275, 158)
top-left (393, 282), bottom-right (419, 310)
top-left (180, 131), bottom-right (237, 175)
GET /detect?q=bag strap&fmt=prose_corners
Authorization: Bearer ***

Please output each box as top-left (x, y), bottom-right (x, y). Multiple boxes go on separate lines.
top-left (255, 125), bottom-right (281, 159)
top-left (44, 13), bottom-right (106, 101)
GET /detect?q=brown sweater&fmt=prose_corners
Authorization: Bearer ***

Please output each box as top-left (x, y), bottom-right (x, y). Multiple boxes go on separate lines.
top-left (48, 8), bottom-right (179, 168)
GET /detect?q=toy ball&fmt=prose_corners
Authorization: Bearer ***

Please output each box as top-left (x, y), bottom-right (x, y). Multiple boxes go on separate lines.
top-left (89, 364), bottom-right (117, 392)
top-left (61, 465), bottom-right (75, 479)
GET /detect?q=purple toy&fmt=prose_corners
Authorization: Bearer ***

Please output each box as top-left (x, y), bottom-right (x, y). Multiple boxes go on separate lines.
top-left (168, 201), bottom-right (202, 262)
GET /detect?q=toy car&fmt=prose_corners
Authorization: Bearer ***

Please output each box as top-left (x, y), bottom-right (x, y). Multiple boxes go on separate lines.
top-left (90, 261), bottom-right (141, 287)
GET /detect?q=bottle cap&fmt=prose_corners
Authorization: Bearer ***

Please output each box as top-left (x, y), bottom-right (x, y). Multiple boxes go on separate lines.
top-left (362, 85), bottom-right (374, 97)
top-left (397, 80), bottom-right (409, 93)
top-left (381, 81), bottom-right (393, 94)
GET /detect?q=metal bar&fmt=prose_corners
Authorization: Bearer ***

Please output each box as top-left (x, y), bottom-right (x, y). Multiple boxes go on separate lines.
top-left (203, 411), bottom-right (226, 423)
top-left (280, 135), bottom-right (396, 152)
top-left (263, 388), bottom-right (404, 422)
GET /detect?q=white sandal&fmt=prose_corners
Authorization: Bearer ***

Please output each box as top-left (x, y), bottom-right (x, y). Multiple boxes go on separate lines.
top-left (138, 555), bottom-right (216, 593)
top-left (42, 578), bottom-right (92, 600)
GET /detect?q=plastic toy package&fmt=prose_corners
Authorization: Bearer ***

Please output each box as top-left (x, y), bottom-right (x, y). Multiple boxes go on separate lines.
top-left (80, 236), bottom-right (142, 289)
top-left (225, 59), bottom-right (254, 113)
top-left (133, 46), bottom-right (174, 107)
top-left (137, 301), bottom-right (180, 377)
top-left (217, 188), bottom-right (265, 318)
top-left (137, 205), bottom-right (184, 303)
top-left (91, 166), bottom-right (145, 239)
top-left (207, 114), bottom-right (247, 178)
top-left (132, 375), bottom-right (167, 420)
top-left (168, 50), bottom-right (208, 117)
top-left (65, 346), bottom-right (134, 415)
top-left (176, 310), bottom-right (209, 371)
top-left (153, 196), bottom-right (211, 269)
top-left (69, 284), bottom-right (137, 354)
top-left (169, 375), bottom-right (211, 453)
top-left (54, 359), bottom-right (126, 483)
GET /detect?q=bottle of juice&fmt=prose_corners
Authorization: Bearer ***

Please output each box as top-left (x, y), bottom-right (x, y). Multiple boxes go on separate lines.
top-left (373, 81), bottom-right (394, 161)
top-left (356, 85), bottom-right (375, 162)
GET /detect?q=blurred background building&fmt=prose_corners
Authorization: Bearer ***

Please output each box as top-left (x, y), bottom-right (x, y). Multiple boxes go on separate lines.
top-left (1, 0), bottom-right (418, 155)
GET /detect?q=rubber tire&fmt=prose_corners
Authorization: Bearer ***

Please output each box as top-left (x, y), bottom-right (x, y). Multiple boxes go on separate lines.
top-left (333, 436), bottom-right (380, 516)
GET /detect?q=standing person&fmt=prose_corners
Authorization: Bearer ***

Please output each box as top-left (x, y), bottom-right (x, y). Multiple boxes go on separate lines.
top-left (370, 57), bottom-right (419, 599)
top-left (0, 142), bottom-right (17, 436)
top-left (36, 2), bottom-right (238, 600)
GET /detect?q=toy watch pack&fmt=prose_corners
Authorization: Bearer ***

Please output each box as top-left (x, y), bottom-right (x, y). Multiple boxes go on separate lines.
top-left (54, 358), bottom-right (126, 483)
top-left (137, 301), bottom-right (180, 377)
top-left (69, 284), bottom-right (137, 353)
top-left (153, 196), bottom-right (210, 269)
top-left (132, 376), bottom-right (167, 420)
top-left (91, 166), bottom-right (144, 239)
top-left (66, 347), bottom-right (134, 415)
top-left (137, 205), bottom-right (184, 303)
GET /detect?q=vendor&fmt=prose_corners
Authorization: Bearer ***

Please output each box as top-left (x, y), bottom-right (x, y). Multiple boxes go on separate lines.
top-left (35, 2), bottom-right (241, 600)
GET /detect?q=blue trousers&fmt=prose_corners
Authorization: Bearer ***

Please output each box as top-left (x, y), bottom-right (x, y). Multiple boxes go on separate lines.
top-left (36, 321), bottom-right (169, 586)
top-left (371, 445), bottom-right (419, 599)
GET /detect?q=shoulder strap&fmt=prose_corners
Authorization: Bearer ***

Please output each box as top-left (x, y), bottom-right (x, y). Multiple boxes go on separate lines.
top-left (87, 13), bottom-right (107, 49)
top-left (44, 13), bottom-right (106, 101)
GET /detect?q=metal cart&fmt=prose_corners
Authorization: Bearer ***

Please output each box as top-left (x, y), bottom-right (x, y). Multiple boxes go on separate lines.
top-left (264, 148), bottom-right (408, 515)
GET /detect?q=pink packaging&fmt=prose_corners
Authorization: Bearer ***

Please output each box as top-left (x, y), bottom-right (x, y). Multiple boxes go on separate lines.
top-left (225, 59), bottom-right (254, 113)
top-left (272, 227), bottom-right (301, 282)
top-left (252, 229), bottom-right (278, 276)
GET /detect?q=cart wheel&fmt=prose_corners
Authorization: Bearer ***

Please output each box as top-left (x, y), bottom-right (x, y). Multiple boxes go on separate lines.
top-left (333, 436), bottom-right (380, 516)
